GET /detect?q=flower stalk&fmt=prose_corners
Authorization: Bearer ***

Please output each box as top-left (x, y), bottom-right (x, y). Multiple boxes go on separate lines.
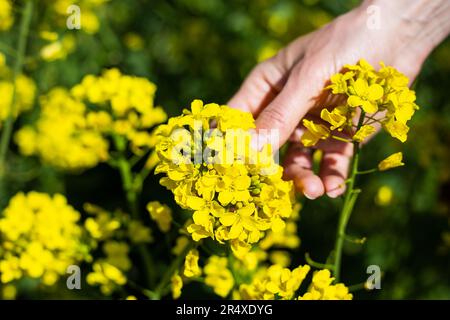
top-left (153, 241), bottom-right (195, 298)
top-left (332, 111), bottom-right (365, 282)
top-left (0, 0), bottom-right (34, 195)
top-left (112, 134), bottom-right (156, 289)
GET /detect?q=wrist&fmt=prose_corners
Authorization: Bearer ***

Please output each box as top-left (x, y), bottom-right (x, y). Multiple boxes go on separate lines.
top-left (360, 0), bottom-right (450, 56)
top-left (348, 0), bottom-right (449, 79)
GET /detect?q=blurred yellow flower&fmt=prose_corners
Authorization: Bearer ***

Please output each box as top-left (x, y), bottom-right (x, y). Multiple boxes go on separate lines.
top-left (128, 220), bottom-right (153, 244)
top-left (171, 273), bottom-right (183, 299)
top-left (0, 0), bottom-right (13, 31)
top-left (0, 75), bottom-right (36, 122)
top-left (172, 236), bottom-right (190, 255)
top-left (298, 269), bottom-right (352, 300)
top-left (1, 284), bottom-right (17, 300)
top-left (378, 152), bottom-right (404, 171)
top-left (103, 241), bottom-right (131, 271)
top-left (147, 201), bottom-right (172, 232)
top-left (269, 251), bottom-right (291, 267)
top-left (375, 186), bottom-right (393, 206)
top-left (0, 192), bottom-right (87, 285)
top-left (204, 256), bottom-right (234, 298)
top-left (239, 264), bottom-right (310, 300)
top-left (124, 33), bottom-right (145, 51)
top-left (183, 249), bottom-right (201, 278)
top-left (16, 69), bottom-right (166, 171)
top-left (40, 35), bottom-right (76, 62)
top-left (86, 262), bottom-right (127, 295)
top-left (83, 203), bottom-right (121, 240)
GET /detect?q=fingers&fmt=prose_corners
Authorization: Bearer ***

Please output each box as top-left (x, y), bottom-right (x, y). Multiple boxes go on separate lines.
top-left (284, 126), bottom-right (353, 199)
top-left (319, 151), bottom-right (351, 198)
top-left (283, 143), bottom-right (325, 199)
top-left (227, 59), bottom-right (287, 114)
top-left (228, 34), bottom-right (313, 115)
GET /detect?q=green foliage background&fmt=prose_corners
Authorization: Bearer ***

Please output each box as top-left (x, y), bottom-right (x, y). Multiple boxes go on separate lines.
top-left (1, 0), bottom-right (449, 299)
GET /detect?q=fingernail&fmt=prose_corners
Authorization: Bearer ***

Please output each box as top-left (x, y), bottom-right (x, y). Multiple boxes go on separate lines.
top-left (303, 191), bottom-right (316, 200)
top-left (327, 186), bottom-right (345, 198)
top-left (326, 190), bottom-right (341, 198)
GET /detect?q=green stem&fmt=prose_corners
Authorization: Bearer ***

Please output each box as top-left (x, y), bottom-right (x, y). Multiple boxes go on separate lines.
top-left (305, 253), bottom-right (335, 270)
top-left (332, 111), bottom-right (365, 282)
top-left (112, 134), bottom-right (156, 289)
top-left (154, 241), bottom-right (194, 298)
top-left (331, 135), bottom-right (352, 143)
top-left (0, 0), bottom-right (33, 185)
top-left (357, 168), bottom-right (377, 175)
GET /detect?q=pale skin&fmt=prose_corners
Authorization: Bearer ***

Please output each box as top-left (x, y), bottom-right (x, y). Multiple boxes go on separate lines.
top-left (228, 0), bottom-right (450, 199)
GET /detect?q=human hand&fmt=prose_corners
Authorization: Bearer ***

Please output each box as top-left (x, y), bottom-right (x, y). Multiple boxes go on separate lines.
top-left (228, 0), bottom-right (450, 199)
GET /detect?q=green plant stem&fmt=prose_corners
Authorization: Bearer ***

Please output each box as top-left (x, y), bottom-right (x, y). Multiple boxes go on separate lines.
top-left (357, 168), bottom-right (377, 175)
top-left (332, 111), bottom-right (365, 282)
top-left (305, 252), bottom-right (335, 270)
top-left (154, 241), bottom-right (194, 298)
top-left (331, 135), bottom-right (352, 143)
top-left (0, 0), bottom-right (33, 187)
top-left (112, 134), bottom-right (156, 289)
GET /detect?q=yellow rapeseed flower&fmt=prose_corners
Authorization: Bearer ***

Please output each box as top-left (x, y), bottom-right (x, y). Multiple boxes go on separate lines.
top-left (298, 269), bottom-right (352, 300)
top-left (183, 249), bottom-right (201, 278)
top-left (378, 152), bottom-right (404, 171)
top-left (238, 264), bottom-right (310, 300)
top-left (204, 256), bottom-right (234, 298)
top-left (0, 0), bottom-right (13, 31)
top-left (0, 192), bottom-right (87, 285)
top-left (147, 201), bottom-right (172, 232)
top-left (301, 119), bottom-right (330, 147)
top-left (353, 125), bottom-right (375, 142)
top-left (16, 69), bottom-right (166, 171)
top-left (155, 99), bottom-right (295, 258)
top-left (301, 59), bottom-right (418, 146)
top-left (171, 273), bottom-right (183, 299)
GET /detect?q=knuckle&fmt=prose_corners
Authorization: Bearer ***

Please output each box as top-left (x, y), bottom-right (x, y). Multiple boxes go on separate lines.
top-left (259, 107), bottom-right (287, 129)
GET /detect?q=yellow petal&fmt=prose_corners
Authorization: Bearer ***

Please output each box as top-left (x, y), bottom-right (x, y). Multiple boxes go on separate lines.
top-left (378, 152), bottom-right (404, 171)
top-left (352, 78), bottom-right (368, 96)
top-left (367, 84), bottom-right (383, 101)
top-left (353, 125), bottom-right (375, 142)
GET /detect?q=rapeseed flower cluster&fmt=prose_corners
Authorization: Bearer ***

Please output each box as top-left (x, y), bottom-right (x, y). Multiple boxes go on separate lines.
top-left (147, 201), bottom-right (173, 233)
top-left (238, 264), bottom-right (310, 299)
top-left (0, 192), bottom-right (88, 286)
top-left (83, 203), bottom-right (152, 295)
top-left (39, 32), bottom-right (76, 62)
top-left (48, 0), bottom-right (106, 34)
top-left (15, 69), bottom-right (166, 170)
top-left (0, 53), bottom-right (36, 123)
top-left (301, 59), bottom-right (419, 146)
top-left (239, 265), bottom-right (352, 300)
top-left (203, 256), bottom-right (234, 298)
top-left (15, 88), bottom-right (109, 170)
top-left (298, 269), bottom-right (353, 300)
top-left (155, 99), bottom-right (294, 258)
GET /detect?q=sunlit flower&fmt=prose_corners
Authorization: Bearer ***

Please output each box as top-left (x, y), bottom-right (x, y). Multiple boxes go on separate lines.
top-left (155, 99), bottom-right (295, 257)
top-left (0, 192), bottom-right (87, 285)
top-left (378, 152), bottom-right (404, 171)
